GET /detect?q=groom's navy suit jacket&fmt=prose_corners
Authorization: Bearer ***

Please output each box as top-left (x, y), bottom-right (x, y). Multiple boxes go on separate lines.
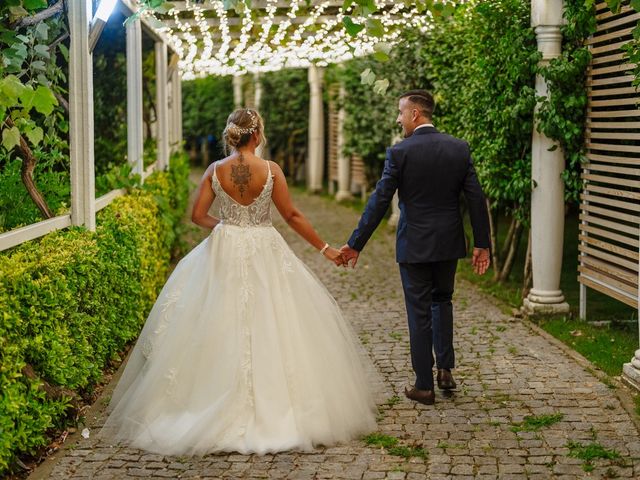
top-left (348, 126), bottom-right (490, 263)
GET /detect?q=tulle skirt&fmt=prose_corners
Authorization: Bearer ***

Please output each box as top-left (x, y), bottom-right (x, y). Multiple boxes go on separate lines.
top-left (100, 223), bottom-right (378, 455)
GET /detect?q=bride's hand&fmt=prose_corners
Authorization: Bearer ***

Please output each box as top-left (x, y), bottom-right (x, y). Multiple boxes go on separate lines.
top-left (323, 247), bottom-right (346, 267)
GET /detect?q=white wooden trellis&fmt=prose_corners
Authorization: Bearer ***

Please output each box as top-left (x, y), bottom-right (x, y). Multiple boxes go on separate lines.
top-left (0, 0), bottom-right (181, 252)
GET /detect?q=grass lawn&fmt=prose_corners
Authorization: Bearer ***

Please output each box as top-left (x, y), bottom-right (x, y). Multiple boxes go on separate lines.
top-left (458, 212), bottom-right (638, 378)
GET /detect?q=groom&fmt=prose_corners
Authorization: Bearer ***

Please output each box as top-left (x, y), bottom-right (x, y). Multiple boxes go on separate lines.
top-left (340, 90), bottom-right (491, 405)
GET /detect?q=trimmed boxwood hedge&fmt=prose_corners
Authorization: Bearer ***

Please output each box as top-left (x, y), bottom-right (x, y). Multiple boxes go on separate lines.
top-left (0, 152), bottom-right (190, 474)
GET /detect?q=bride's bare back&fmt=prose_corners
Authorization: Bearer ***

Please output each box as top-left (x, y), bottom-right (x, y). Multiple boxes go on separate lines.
top-left (214, 152), bottom-right (272, 206)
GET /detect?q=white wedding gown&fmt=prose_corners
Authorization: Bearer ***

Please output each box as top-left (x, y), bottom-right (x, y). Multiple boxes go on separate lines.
top-left (100, 161), bottom-right (378, 455)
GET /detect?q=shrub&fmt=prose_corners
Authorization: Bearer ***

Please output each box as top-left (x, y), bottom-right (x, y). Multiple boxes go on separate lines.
top-left (0, 152), bottom-right (189, 474)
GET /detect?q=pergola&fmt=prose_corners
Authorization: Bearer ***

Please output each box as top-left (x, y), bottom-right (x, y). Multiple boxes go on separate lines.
top-left (3, 0), bottom-right (638, 386)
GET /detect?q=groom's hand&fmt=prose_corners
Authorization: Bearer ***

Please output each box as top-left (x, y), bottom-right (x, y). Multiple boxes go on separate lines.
top-left (339, 245), bottom-right (360, 268)
top-left (472, 247), bottom-right (491, 275)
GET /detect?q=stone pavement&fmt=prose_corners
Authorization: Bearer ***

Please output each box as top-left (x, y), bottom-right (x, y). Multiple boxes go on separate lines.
top-left (32, 176), bottom-right (640, 479)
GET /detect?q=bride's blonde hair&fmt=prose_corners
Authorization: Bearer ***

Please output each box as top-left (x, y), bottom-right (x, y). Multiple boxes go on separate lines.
top-left (222, 108), bottom-right (267, 154)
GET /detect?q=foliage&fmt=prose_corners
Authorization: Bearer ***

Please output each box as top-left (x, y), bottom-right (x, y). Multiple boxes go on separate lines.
top-left (259, 68), bottom-right (309, 177)
top-left (338, 0), bottom-right (538, 223)
top-left (0, 136), bottom-right (69, 232)
top-left (182, 74), bottom-right (234, 157)
top-left (566, 440), bottom-right (621, 472)
top-left (0, 152), bottom-right (190, 475)
top-left (93, 38), bottom-right (128, 177)
top-left (0, 1), bottom-right (66, 154)
top-left (536, 0), bottom-right (596, 204)
top-left (334, 59), bottom-right (397, 184)
top-left (510, 413), bottom-right (564, 432)
top-left (363, 433), bottom-right (427, 458)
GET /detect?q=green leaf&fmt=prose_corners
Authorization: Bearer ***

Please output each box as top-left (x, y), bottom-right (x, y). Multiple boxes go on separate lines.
top-left (0, 75), bottom-right (26, 105)
top-left (360, 68), bottom-right (376, 85)
top-left (31, 60), bottom-right (46, 71)
top-left (58, 43), bottom-right (69, 61)
top-left (632, 0), bottom-right (640, 11)
top-left (32, 85), bottom-right (57, 115)
top-left (343, 16), bottom-right (365, 37)
top-left (2, 126), bottom-right (21, 151)
top-left (373, 78), bottom-right (389, 95)
top-left (342, 0), bottom-right (354, 11)
top-left (34, 44), bottom-right (50, 59)
top-left (25, 125), bottom-right (44, 146)
top-left (8, 5), bottom-right (29, 18)
top-left (365, 18), bottom-right (385, 37)
top-left (35, 22), bottom-right (49, 41)
top-left (18, 86), bottom-right (36, 113)
top-left (374, 41), bottom-right (392, 55)
top-left (23, 0), bottom-right (48, 9)
top-left (372, 51), bottom-right (390, 62)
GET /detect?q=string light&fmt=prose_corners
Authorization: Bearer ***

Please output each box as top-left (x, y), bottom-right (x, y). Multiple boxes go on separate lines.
top-left (156, 0), bottom-right (436, 79)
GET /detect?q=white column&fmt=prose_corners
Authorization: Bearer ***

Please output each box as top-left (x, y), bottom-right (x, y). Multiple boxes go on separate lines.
top-left (523, 0), bottom-right (570, 316)
top-left (233, 74), bottom-right (243, 108)
top-left (254, 72), bottom-right (264, 158)
top-left (69, 0), bottom-right (96, 231)
top-left (335, 84), bottom-right (352, 201)
top-left (126, 18), bottom-right (144, 179)
top-left (307, 65), bottom-right (325, 192)
top-left (176, 73), bottom-right (182, 146)
top-left (168, 67), bottom-right (181, 154)
top-left (254, 72), bottom-right (262, 110)
top-left (155, 41), bottom-right (169, 170)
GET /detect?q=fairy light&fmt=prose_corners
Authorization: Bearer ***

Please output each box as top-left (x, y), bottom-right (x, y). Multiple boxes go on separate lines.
top-left (152, 0), bottom-right (442, 78)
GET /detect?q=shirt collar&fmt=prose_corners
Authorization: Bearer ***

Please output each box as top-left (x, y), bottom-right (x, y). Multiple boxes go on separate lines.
top-left (414, 123), bottom-right (434, 131)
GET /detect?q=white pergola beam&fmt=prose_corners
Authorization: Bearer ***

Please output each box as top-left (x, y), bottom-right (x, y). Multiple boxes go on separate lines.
top-left (69, 0), bottom-right (96, 231)
top-left (155, 41), bottom-right (170, 170)
top-left (160, 15), bottom-right (368, 28)
top-left (127, 18), bottom-right (145, 179)
top-left (168, 0), bottom-right (399, 11)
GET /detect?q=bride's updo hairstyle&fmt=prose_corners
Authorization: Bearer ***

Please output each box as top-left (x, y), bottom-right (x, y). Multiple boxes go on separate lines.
top-left (222, 108), bottom-right (267, 154)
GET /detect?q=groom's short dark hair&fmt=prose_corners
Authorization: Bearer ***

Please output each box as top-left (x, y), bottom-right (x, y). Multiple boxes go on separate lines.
top-left (399, 90), bottom-right (435, 119)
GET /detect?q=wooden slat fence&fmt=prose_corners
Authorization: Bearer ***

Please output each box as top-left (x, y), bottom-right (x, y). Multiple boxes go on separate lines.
top-left (580, 0), bottom-right (640, 309)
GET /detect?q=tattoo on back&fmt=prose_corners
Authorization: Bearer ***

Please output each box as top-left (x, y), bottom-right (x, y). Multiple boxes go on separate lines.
top-left (231, 153), bottom-right (252, 197)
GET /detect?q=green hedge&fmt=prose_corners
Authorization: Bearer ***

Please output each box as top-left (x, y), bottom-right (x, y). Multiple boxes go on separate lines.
top-left (0, 152), bottom-right (190, 474)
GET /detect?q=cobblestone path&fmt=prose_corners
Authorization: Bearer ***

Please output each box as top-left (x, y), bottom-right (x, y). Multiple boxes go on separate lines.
top-left (34, 175), bottom-right (640, 479)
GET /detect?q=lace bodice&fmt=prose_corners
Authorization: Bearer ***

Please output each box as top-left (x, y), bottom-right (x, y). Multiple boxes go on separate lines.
top-left (211, 160), bottom-right (273, 228)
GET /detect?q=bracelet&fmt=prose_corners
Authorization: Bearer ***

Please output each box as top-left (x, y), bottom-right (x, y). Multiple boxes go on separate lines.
top-left (320, 243), bottom-right (330, 255)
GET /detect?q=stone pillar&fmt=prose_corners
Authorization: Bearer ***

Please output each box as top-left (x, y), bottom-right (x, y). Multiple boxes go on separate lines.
top-left (69, 0), bottom-right (96, 231)
top-left (523, 0), bottom-right (570, 316)
top-left (155, 41), bottom-right (169, 170)
top-left (126, 18), bottom-right (144, 177)
top-left (233, 74), bottom-right (243, 108)
top-left (307, 65), bottom-right (325, 192)
top-left (335, 84), bottom-right (352, 201)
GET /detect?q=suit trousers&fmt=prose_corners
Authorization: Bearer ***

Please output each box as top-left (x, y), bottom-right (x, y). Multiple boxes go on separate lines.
top-left (399, 260), bottom-right (458, 390)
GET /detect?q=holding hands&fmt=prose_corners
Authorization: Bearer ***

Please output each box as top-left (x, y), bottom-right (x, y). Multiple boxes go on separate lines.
top-left (320, 243), bottom-right (360, 268)
top-left (322, 245), bottom-right (346, 266)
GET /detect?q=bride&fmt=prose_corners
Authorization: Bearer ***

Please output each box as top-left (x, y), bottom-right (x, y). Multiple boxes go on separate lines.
top-left (100, 108), bottom-right (378, 455)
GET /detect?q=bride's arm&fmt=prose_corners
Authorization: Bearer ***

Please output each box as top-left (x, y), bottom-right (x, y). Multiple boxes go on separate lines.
top-left (191, 166), bottom-right (220, 230)
top-left (270, 162), bottom-right (342, 262)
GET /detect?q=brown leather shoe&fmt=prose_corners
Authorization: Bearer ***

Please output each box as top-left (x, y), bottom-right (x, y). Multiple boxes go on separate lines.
top-left (437, 369), bottom-right (456, 390)
top-left (404, 385), bottom-right (435, 405)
